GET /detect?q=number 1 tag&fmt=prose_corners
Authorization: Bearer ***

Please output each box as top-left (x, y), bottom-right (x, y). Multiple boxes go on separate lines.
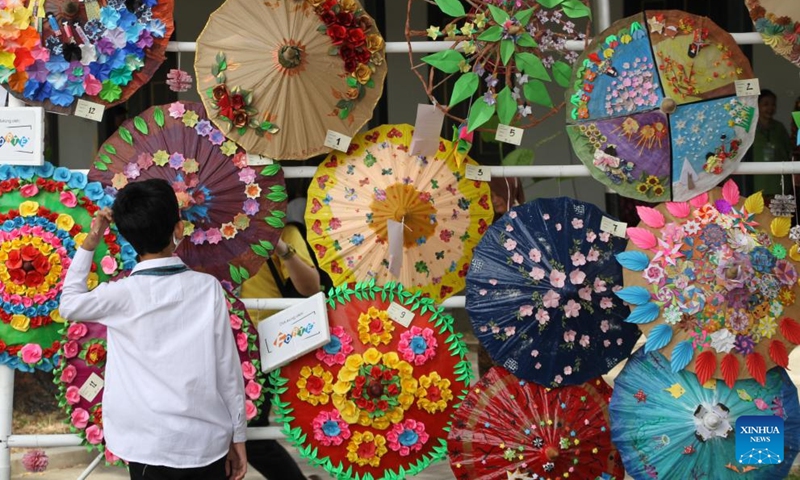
top-left (74, 100), bottom-right (105, 122)
top-left (735, 78), bottom-right (760, 97)
top-left (387, 302), bottom-right (414, 328)
top-left (324, 130), bottom-right (352, 153)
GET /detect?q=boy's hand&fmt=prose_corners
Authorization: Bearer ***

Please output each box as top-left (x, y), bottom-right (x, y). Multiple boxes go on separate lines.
top-left (82, 208), bottom-right (113, 252)
top-left (225, 442), bottom-right (247, 480)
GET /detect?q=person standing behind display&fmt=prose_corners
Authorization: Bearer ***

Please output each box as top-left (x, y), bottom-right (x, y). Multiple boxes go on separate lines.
top-left (752, 90), bottom-right (794, 197)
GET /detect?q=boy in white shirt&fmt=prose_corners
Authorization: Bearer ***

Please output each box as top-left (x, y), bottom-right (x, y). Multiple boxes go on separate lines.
top-left (60, 179), bottom-right (247, 480)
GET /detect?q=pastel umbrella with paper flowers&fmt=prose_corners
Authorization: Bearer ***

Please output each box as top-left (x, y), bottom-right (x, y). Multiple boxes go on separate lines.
top-left (53, 288), bottom-right (267, 465)
top-left (466, 197), bottom-right (640, 387)
top-left (746, 0), bottom-right (800, 68)
top-left (0, 162), bottom-right (135, 372)
top-left (565, 10), bottom-right (758, 202)
top-left (88, 101), bottom-right (287, 285)
top-left (610, 350), bottom-right (800, 479)
top-left (409, 0), bottom-right (591, 132)
top-left (448, 367), bottom-right (624, 480)
top-left (269, 281), bottom-right (473, 480)
top-left (616, 179), bottom-right (800, 386)
top-left (195, 0), bottom-right (386, 160)
top-left (0, 0), bottom-right (173, 114)
top-left (305, 124), bottom-right (493, 302)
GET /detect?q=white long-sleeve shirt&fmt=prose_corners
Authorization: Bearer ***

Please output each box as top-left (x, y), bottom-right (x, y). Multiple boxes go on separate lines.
top-left (60, 248), bottom-right (247, 468)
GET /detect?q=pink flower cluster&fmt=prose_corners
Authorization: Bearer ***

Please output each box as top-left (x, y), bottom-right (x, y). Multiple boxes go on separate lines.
top-left (397, 326), bottom-right (438, 366)
top-left (312, 410), bottom-right (351, 446)
top-left (386, 419), bottom-right (429, 456)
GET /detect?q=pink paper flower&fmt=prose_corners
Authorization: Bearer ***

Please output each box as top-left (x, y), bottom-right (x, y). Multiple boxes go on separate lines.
top-left (316, 326), bottom-right (354, 367)
top-left (600, 320), bottom-right (610, 332)
top-left (229, 314), bottom-right (243, 330)
top-left (489, 279), bottom-right (498, 286)
top-left (571, 252), bottom-right (586, 266)
top-left (754, 398), bottom-right (769, 411)
top-left (586, 231), bottom-right (597, 242)
top-left (543, 214), bottom-right (550, 220)
top-left (166, 69), bottom-right (193, 93)
top-left (563, 300), bottom-right (581, 318)
top-left (564, 366), bottom-right (573, 375)
top-left (519, 305), bottom-right (534, 317)
top-left (65, 386), bottom-right (80, 405)
top-left (549, 270), bottom-right (566, 288)
top-left (529, 267), bottom-right (545, 280)
top-left (245, 380), bottom-right (263, 400)
top-left (555, 223), bottom-right (562, 231)
top-left (571, 218), bottom-right (584, 229)
top-left (104, 449), bottom-right (120, 464)
top-left (564, 330), bottom-right (577, 342)
top-left (67, 322), bottom-right (88, 340)
top-left (603, 339), bottom-right (611, 347)
top-left (168, 102), bottom-right (186, 118)
top-left (238, 167), bottom-right (257, 185)
top-left (535, 309), bottom-right (550, 324)
top-left (71, 408), bottom-right (90, 429)
top-left (245, 400), bottom-right (258, 420)
top-left (397, 326), bottom-right (438, 366)
top-left (206, 228), bottom-right (223, 244)
top-left (312, 410), bottom-right (351, 446)
top-left (83, 75), bottom-right (102, 96)
top-left (241, 361), bottom-right (256, 380)
top-left (511, 252), bottom-right (524, 264)
top-left (579, 286), bottom-right (593, 301)
top-left (529, 248), bottom-right (541, 262)
top-left (21, 450), bottom-right (48, 473)
top-left (85, 425), bottom-right (104, 445)
top-left (60, 364), bottom-right (77, 384)
top-left (600, 297), bottom-right (613, 309)
top-left (554, 375), bottom-right (563, 384)
top-left (60, 191), bottom-right (77, 208)
top-left (506, 224), bottom-right (514, 232)
top-left (599, 232), bottom-right (611, 242)
top-left (531, 350), bottom-right (539, 357)
top-left (387, 419), bottom-right (429, 456)
top-left (20, 344), bottom-right (42, 364)
top-left (579, 335), bottom-right (590, 348)
top-left (504, 238), bottom-right (518, 251)
top-left (535, 362), bottom-right (542, 369)
top-left (586, 248), bottom-right (600, 262)
top-left (504, 326), bottom-right (516, 337)
top-left (593, 277), bottom-right (608, 293)
top-left (569, 270), bottom-right (586, 285)
top-left (642, 264), bottom-right (664, 284)
top-left (20, 184), bottom-right (38, 198)
top-left (236, 332), bottom-right (248, 352)
top-left (509, 211), bottom-right (517, 219)
top-left (542, 290), bottom-right (561, 308)
top-left (100, 256), bottom-right (118, 275)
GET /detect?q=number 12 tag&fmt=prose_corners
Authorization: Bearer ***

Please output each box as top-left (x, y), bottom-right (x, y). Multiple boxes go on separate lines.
top-left (324, 130), bottom-right (352, 153)
top-left (74, 100), bottom-right (105, 122)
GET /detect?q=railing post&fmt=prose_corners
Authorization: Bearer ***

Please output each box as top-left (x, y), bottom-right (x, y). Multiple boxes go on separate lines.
top-left (0, 365), bottom-right (14, 480)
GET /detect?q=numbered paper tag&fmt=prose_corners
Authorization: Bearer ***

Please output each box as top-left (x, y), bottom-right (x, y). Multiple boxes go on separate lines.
top-left (387, 219), bottom-right (404, 278)
top-left (465, 164), bottom-right (492, 182)
top-left (247, 153), bottom-right (273, 166)
top-left (73, 100), bottom-right (105, 122)
top-left (387, 302), bottom-right (414, 328)
top-left (735, 78), bottom-right (760, 97)
top-left (324, 130), bottom-right (352, 153)
top-left (410, 104), bottom-right (445, 157)
top-left (495, 124), bottom-right (523, 146)
top-left (600, 216), bottom-right (628, 238)
top-left (78, 372), bottom-right (104, 402)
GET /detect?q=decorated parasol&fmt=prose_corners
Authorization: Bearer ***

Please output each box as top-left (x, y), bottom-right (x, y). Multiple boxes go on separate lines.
top-left (270, 280), bottom-right (472, 480)
top-left (88, 101), bottom-right (287, 285)
top-left (53, 288), bottom-right (266, 465)
top-left (306, 124), bottom-right (493, 302)
top-left (746, 0), bottom-right (800, 68)
top-left (195, 0), bottom-right (386, 160)
top-left (0, 0), bottom-right (173, 114)
top-left (408, 0), bottom-right (591, 132)
top-left (466, 197), bottom-right (640, 386)
top-left (565, 10), bottom-right (758, 202)
top-left (0, 162), bottom-right (135, 372)
top-left (447, 367), bottom-right (623, 480)
top-left (610, 350), bottom-right (800, 479)
top-left (616, 179), bottom-right (800, 385)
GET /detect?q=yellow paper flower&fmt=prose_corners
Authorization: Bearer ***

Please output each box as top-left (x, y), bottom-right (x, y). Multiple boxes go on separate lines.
top-left (55, 213), bottom-right (75, 232)
top-left (0, 51), bottom-right (14, 69)
top-left (111, 173), bottom-right (128, 190)
top-left (426, 25), bottom-right (441, 40)
top-left (50, 309), bottom-right (66, 324)
top-left (18, 201), bottom-right (39, 217)
top-left (346, 431), bottom-right (387, 467)
top-left (357, 306), bottom-right (394, 346)
top-left (296, 364), bottom-right (334, 406)
top-left (233, 213), bottom-right (250, 231)
top-left (182, 158), bottom-right (200, 174)
top-left (416, 371), bottom-right (453, 414)
top-left (10, 314), bottom-right (29, 332)
top-left (153, 150), bottom-right (170, 166)
top-left (86, 272), bottom-right (99, 290)
top-left (220, 140), bottom-right (238, 156)
top-left (182, 110), bottom-right (199, 127)
top-left (756, 317), bottom-right (777, 339)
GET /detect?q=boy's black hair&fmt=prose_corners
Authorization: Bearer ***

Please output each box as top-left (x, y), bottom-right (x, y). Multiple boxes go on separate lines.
top-left (112, 179), bottom-right (180, 256)
top-left (759, 89), bottom-right (777, 102)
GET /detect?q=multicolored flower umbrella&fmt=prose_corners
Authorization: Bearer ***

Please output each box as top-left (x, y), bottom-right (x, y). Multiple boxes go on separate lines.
top-left (88, 101), bottom-right (287, 285)
top-left (746, 0), bottom-right (800, 68)
top-left (53, 288), bottom-right (266, 465)
top-left (610, 350), bottom-right (800, 479)
top-left (448, 367), bottom-right (623, 480)
top-left (0, 162), bottom-right (135, 372)
top-left (195, 0), bottom-right (386, 160)
top-left (408, 0), bottom-right (591, 132)
top-left (565, 10), bottom-right (758, 202)
top-left (0, 0), bottom-right (173, 114)
top-left (270, 280), bottom-right (473, 480)
top-left (306, 124), bottom-right (493, 302)
top-left (616, 180), bottom-right (800, 385)
top-left (466, 197), bottom-right (640, 387)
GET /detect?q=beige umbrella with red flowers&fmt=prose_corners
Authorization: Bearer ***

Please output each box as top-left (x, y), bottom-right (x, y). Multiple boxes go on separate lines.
top-left (195, 0), bottom-right (387, 160)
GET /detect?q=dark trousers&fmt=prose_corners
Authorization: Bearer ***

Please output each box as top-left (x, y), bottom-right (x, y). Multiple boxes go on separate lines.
top-left (246, 413), bottom-right (307, 480)
top-left (129, 455), bottom-right (226, 480)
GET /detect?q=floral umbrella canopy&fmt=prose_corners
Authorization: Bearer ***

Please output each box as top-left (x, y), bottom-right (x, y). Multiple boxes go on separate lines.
top-left (88, 101), bottom-right (287, 285)
top-left (616, 180), bottom-right (800, 385)
top-left (306, 124), bottom-right (493, 303)
top-left (610, 350), bottom-right (800, 479)
top-left (271, 281), bottom-right (473, 480)
top-left (0, 162), bottom-right (135, 372)
top-left (746, 0), bottom-right (800, 68)
top-left (409, 0), bottom-right (591, 132)
top-left (565, 10), bottom-right (758, 202)
top-left (448, 367), bottom-right (624, 480)
top-left (195, 0), bottom-right (387, 160)
top-left (53, 289), bottom-right (266, 465)
top-left (0, 0), bottom-right (173, 114)
top-left (466, 197), bottom-right (640, 387)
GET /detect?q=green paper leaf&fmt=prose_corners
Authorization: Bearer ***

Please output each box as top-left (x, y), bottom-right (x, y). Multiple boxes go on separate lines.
top-left (524, 79), bottom-right (553, 107)
top-left (98, 153), bottom-right (112, 164)
top-left (552, 60), bottom-right (573, 87)
top-left (536, 0), bottom-right (564, 7)
top-left (251, 244), bottom-right (269, 257)
top-left (346, 76), bottom-right (357, 88)
top-left (229, 264), bottom-right (242, 284)
top-left (211, 63), bottom-right (220, 77)
top-left (434, 0), bottom-right (465, 17)
top-left (421, 50), bottom-right (466, 74)
top-left (98, 81), bottom-right (122, 103)
top-left (239, 266), bottom-right (250, 281)
top-left (487, 4), bottom-right (509, 24)
top-left (517, 32), bottom-right (538, 48)
top-left (477, 25), bottom-right (502, 42)
top-left (467, 98), bottom-right (496, 132)
top-left (562, 0), bottom-right (591, 18)
top-left (103, 144), bottom-right (116, 155)
top-left (497, 86), bottom-right (517, 125)
top-left (118, 126), bottom-right (133, 146)
top-left (515, 52), bottom-right (551, 81)
top-left (133, 116), bottom-right (148, 135)
top-left (260, 164), bottom-right (281, 177)
top-left (267, 191), bottom-right (288, 202)
top-left (514, 7), bottom-right (534, 25)
top-left (270, 210), bottom-right (286, 219)
top-left (502, 147), bottom-right (535, 166)
top-left (500, 39), bottom-right (515, 65)
top-left (259, 240), bottom-right (274, 251)
top-left (93, 161), bottom-right (108, 171)
top-left (153, 107), bottom-right (165, 128)
top-left (449, 72), bottom-right (479, 107)
top-left (266, 216), bottom-right (285, 229)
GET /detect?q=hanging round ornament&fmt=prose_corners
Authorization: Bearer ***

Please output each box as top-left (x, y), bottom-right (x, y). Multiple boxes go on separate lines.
top-left (0, 0), bottom-right (174, 114)
top-left (0, 162), bottom-right (135, 372)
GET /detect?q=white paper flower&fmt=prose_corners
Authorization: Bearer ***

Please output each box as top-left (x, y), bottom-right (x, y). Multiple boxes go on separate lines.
top-left (709, 328), bottom-right (736, 353)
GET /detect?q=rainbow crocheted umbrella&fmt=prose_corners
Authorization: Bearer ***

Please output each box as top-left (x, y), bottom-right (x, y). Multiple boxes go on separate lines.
top-left (53, 288), bottom-right (266, 465)
top-left (565, 10), bottom-right (758, 202)
top-left (88, 101), bottom-right (287, 285)
top-left (0, 0), bottom-right (173, 114)
top-left (0, 162), bottom-right (135, 372)
top-left (746, 0), bottom-right (800, 68)
top-left (270, 281), bottom-right (473, 480)
top-left (616, 179), bottom-right (800, 385)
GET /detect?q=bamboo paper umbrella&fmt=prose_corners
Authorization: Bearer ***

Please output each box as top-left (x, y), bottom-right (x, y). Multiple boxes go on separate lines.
top-left (565, 10), bottom-right (758, 202)
top-left (88, 101), bottom-right (287, 285)
top-left (746, 0), bottom-right (800, 68)
top-left (615, 179), bottom-right (800, 385)
top-left (305, 124), bottom-right (494, 302)
top-left (195, 0), bottom-right (387, 160)
top-left (0, 0), bottom-right (173, 114)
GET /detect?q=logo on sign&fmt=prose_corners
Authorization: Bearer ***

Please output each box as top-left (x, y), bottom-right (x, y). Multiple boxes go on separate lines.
top-left (273, 322), bottom-right (316, 348)
top-left (735, 415), bottom-right (784, 465)
top-left (0, 132), bottom-right (30, 148)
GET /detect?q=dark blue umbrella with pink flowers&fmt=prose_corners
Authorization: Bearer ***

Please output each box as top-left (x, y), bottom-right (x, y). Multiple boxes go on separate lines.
top-left (466, 197), bottom-right (640, 387)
